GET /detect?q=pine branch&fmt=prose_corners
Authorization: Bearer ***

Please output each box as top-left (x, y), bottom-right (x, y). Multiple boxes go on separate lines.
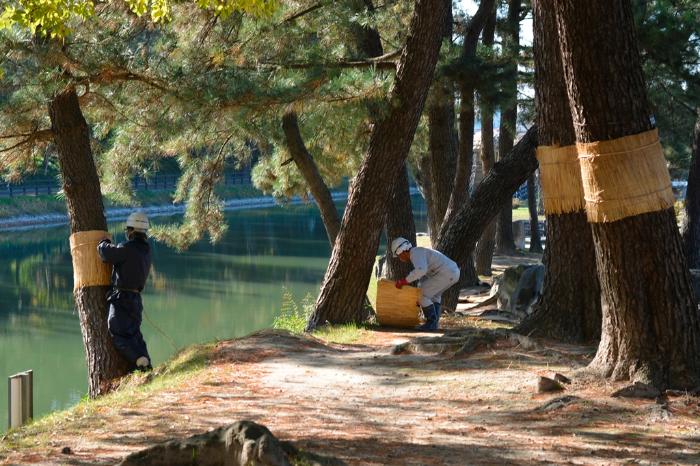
top-left (0, 129), bottom-right (53, 153)
top-left (282, 2), bottom-right (326, 23)
top-left (80, 68), bottom-right (172, 93)
top-left (256, 49), bottom-right (401, 71)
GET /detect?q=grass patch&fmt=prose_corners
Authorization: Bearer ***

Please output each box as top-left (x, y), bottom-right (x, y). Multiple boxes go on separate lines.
top-left (0, 342), bottom-right (216, 455)
top-left (313, 323), bottom-right (368, 344)
top-left (272, 288), bottom-right (371, 344)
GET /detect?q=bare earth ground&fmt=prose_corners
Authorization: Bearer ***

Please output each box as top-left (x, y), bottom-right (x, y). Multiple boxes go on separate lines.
top-left (2, 253), bottom-right (700, 465)
top-left (2, 322), bottom-right (700, 465)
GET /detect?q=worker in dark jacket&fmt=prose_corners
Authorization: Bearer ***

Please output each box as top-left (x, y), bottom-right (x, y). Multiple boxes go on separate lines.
top-left (98, 212), bottom-right (153, 371)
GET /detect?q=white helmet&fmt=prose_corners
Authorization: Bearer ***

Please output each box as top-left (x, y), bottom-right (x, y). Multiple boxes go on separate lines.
top-left (391, 237), bottom-right (412, 257)
top-left (126, 211), bottom-right (149, 233)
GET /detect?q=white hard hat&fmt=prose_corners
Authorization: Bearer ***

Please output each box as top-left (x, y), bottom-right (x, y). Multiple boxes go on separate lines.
top-left (126, 211), bottom-right (149, 233)
top-left (391, 237), bottom-right (412, 257)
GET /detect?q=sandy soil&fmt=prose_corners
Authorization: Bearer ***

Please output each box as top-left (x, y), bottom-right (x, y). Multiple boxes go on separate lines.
top-left (2, 318), bottom-right (700, 466)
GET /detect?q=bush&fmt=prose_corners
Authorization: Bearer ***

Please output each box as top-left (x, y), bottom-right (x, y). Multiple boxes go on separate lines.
top-left (272, 288), bottom-right (314, 333)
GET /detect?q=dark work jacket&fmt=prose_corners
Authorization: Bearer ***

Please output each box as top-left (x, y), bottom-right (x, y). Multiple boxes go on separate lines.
top-left (97, 237), bottom-right (152, 292)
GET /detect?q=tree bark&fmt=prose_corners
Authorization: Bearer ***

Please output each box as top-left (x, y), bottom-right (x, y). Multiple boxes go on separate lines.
top-left (282, 111), bottom-right (341, 245)
top-left (494, 0), bottom-right (520, 255)
top-left (514, 0), bottom-right (601, 344)
top-left (437, 127), bottom-right (538, 274)
top-left (526, 172), bottom-right (543, 252)
top-left (475, 3), bottom-right (498, 276)
top-left (556, 0), bottom-right (700, 388)
top-left (426, 88), bottom-right (458, 245)
top-left (350, 0), bottom-right (416, 281)
top-left (384, 165), bottom-right (417, 280)
top-left (48, 87), bottom-right (131, 397)
top-left (682, 109), bottom-right (700, 269)
top-left (307, 0), bottom-right (448, 330)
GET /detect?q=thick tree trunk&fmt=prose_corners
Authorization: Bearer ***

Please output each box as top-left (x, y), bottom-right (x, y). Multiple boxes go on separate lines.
top-left (282, 111), bottom-right (341, 245)
top-left (526, 173), bottom-right (543, 252)
top-left (682, 109), bottom-right (700, 269)
top-left (49, 88), bottom-right (131, 397)
top-left (426, 88), bottom-right (458, 244)
top-left (515, 0), bottom-right (601, 343)
top-left (307, 0), bottom-right (448, 330)
top-left (494, 0), bottom-right (520, 255)
top-left (384, 165), bottom-right (417, 280)
top-left (437, 127), bottom-right (538, 275)
top-left (556, 0), bottom-right (700, 388)
top-left (475, 5), bottom-right (498, 276)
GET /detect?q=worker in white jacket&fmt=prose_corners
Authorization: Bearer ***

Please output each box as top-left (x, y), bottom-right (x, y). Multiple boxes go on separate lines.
top-left (391, 237), bottom-right (460, 331)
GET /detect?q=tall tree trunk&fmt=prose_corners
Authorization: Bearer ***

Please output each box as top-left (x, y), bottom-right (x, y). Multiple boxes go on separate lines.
top-left (475, 3), bottom-right (498, 276)
top-left (526, 172), bottom-right (543, 252)
top-left (556, 0), bottom-right (700, 388)
top-left (515, 0), bottom-right (601, 343)
top-left (437, 127), bottom-right (538, 268)
top-left (443, 0), bottom-right (495, 227)
top-left (307, 0), bottom-right (448, 330)
top-left (682, 109), bottom-right (700, 269)
top-left (48, 87), bottom-right (131, 397)
top-left (351, 0), bottom-right (416, 281)
top-left (282, 111), bottom-right (341, 245)
top-left (426, 88), bottom-right (458, 245)
top-left (494, 0), bottom-right (520, 255)
top-left (435, 0), bottom-right (495, 311)
top-left (384, 165), bottom-right (417, 280)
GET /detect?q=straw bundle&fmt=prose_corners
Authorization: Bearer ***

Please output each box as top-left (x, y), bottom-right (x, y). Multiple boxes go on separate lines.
top-left (536, 145), bottom-right (585, 214)
top-left (69, 230), bottom-right (113, 291)
top-left (577, 128), bottom-right (674, 223)
top-left (375, 278), bottom-right (422, 327)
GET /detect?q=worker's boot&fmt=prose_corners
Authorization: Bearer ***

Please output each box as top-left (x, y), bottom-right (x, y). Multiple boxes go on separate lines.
top-left (417, 304), bottom-right (437, 331)
top-left (433, 303), bottom-right (441, 330)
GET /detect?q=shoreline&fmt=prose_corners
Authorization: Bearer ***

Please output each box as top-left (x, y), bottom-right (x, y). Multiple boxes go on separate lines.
top-left (0, 192), bottom-right (351, 232)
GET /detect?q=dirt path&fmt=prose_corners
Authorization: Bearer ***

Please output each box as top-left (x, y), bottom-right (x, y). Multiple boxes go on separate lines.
top-left (2, 324), bottom-right (700, 465)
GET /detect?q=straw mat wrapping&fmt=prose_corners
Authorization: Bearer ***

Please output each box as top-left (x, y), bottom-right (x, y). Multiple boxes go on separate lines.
top-left (69, 230), bottom-right (113, 291)
top-left (375, 278), bottom-right (421, 327)
top-left (577, 128), bottom-right (674, 223)
top-left (536, 144), bottom-right (585, 214)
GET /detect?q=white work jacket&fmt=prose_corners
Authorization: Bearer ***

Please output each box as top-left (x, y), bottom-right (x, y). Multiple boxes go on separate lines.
top-left (405, 247), bottom-right (459, 283)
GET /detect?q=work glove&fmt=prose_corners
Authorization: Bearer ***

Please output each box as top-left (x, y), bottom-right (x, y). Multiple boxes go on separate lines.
top-left (395, 278), bottom-right (409, 289)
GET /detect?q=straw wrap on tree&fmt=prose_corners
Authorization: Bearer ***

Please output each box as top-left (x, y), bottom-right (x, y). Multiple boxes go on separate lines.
top-left (69, 230), bottom-right (112, 291)
top-left (577, 129), bottom-right (674, 222)
top-left (536, 144), bottom-right (585, 214)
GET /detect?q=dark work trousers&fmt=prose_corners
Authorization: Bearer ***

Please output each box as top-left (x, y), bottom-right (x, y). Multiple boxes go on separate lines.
top-left (107, 290), bottom-right (150, 367)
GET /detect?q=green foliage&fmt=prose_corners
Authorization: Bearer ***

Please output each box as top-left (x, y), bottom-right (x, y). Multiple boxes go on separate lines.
top-left (0, 0), bottom-right (279, 38)
top-left (634, 0), bottom-right (700, 173)
top-left (272, 287), bottom-right (314, 334)
top-left (0, 0), bottom-right (415, 250)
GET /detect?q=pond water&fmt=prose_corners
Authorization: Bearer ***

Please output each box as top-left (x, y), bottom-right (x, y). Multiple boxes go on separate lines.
top-left (0, 197), bottom-right (427, 430)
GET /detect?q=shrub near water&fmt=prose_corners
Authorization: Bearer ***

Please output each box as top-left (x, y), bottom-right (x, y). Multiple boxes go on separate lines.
top-left (273, 288), bottom-right (367, 343)
top-left (273, 288), bottom-right (314, 333)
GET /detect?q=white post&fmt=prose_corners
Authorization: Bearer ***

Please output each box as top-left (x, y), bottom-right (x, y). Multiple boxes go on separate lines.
top-left (8, 371), bottom-right (33, 429)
